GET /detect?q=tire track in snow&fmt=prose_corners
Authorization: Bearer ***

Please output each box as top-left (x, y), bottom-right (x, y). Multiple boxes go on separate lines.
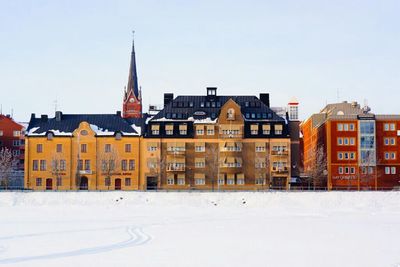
top-left (0, 226), bottom-right (152, 265)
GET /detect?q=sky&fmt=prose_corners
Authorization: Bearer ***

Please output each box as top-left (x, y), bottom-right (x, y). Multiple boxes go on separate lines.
top-left (1, 0), bottom-right (399, 122)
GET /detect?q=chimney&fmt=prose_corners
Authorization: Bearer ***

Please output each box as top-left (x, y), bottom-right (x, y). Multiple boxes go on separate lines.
top-left (116, 111), bottom-right (121, 117)
top-left (260, 93), bottom-right (270, 107)
top-left (55, 111), bottom-right (62, 121)
top-left (164, 93), bottom-right (174, 106)
top-left (41, 114), bottom-right (48, 122)
top-left (30, 113), bottom-right (36, 120)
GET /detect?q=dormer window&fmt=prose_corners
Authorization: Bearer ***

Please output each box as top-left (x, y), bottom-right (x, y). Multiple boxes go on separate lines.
top-left (115, 132), bottom-right (122, 140)
top-left (47, 132), bottom-right (54, 140)
top-left (207, 87), bottom-right (217, 96)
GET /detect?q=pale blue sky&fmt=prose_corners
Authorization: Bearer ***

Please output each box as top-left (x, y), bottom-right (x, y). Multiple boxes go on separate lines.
top-left (1, 0), bottom-right (399, 122)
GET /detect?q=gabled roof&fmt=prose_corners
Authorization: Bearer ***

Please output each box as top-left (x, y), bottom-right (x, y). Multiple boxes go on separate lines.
top-left (150, 95), bottom-right (284, 123)
top-left (27, 113), bottom-right (142, 136)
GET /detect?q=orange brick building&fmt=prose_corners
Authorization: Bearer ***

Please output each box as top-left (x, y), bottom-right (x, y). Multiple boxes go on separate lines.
top-left (301, 102), bottom-right (400, 190)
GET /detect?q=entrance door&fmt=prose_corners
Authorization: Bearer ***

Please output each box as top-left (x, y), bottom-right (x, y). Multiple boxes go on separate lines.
top-left (46, 178), bottom-right (53, 190)
top-left (146, 177), bottom-right (158, 190)
top-left (115, 178), bottom-right (122, 190)
top-left (271, 177), bottom-right (287, 190)
top-left (80, 177), bottom-right (88, 190)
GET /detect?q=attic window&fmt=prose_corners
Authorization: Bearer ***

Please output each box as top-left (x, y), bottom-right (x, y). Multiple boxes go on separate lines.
top-left (115, 132), bottom-right (122, 140)
top-left (47, 132), bottom-right (54, 140)
top-left (80, 130), bottom-right (88, 136)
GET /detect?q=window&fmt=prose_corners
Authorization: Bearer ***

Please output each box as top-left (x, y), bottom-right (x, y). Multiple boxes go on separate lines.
top-left (227, 108), bottom-right (235, 120)
top-left (350, 167), bottom-right (355, 174)
top-left (125, 178), bottom-right (131, 186)
top-left (390, 138), bottom-right (396, 145)
top-left (47, 132), bottom-right (53, 140)
top-left (0, 130), bottom-right (3, 136)
top-left (166, 130), bottom-right (173, 135)
top-left (195, 178), bottom-right (205, 185)
top-left (274, 125), bottom-right (283, 135)
top-left (344, 167), bottom-right (349, 174)
top-left (121, 160), bottom-right (127, 171)
top-left (81, 144), bottom-right (87, 153)
top-left (115, 132), bottom-right (122, 140)
top-left (349, 124), bottom-right (355, 131)
top-left (344, 138), bottom-right (349, 145)
top-left (255, 178), bottom-right (265, 185)
top-left (13, 131), bottom-right (21, 137)
top-left (129, 160), bottom-right (135, 170)
top-left (85, 160), bottom-right (90, 171)
top-left (80, 130), bottom-right (88, 136)
top-left (147, 145), bottom-right (157, 151)
top-left (125, 144), bottom-right (131, 153)
top-left (57, 177), bottom-right (62, 187)
top-left (343, 124), bottom-right (349, 131)
top-left (337, 124), bottom-right (343, 131)
top-left (37, 144), bottom-right (43, 153)
top-left (391, 152), bottom-right (396, 159)
top-left (195, 145), bottom-right (205, 152)
top-left (33, 160), bottom-right (39, 171)
top-left (385, 167), bottom-right (390, 174)
top-left (237, 178), bottom-right (245, 185)
top-left (350, 152), bottom-right (355, 160)
top-left (56, 144), bottom-right (62, 153)
top-left (339, 167), bottom-right (343, 174)
top-left (60, 160), bottom-right (66, 171)
top-left (151, 125), bottom-right (160, 135)
top-left (105, 144), bottom-right (111, 153)
top-left (36, 178), bottom-right (42, 186)
top-left (338, 138), bottom-right (343, 145)
top-left (227, 179), bottom-right (235, 185)
top-left (177, 177), bottom-right (185, 185)
top-left (391, 167), bottom-right (396, 174)
top-left (40, 160), bottom-right (46, 171)
top-left (350, 138), bottom-right (355, 145)
top-left (13, 140), bottom-right (20, 146)
top-left (207, 127), bottom-right (214, 135)
top-left (195, 161), bottom-right (205, 168)
top-left (338, 153), bottom-right (343, 160)
top-left (105, 177), bottom-right (111, 186)
top-left (167, 177), bottom-right (174, 185)
top-left (196, 129), bottom-right (204, 135)
top-left (13, 150), bottom-right (20, 156)
top-left (385, 152), bottom-right (390, 160)
top-left (390, 123), bottom-right (396, 131)
top-left (251, 124), bottom-right (258, 135)
top-left (179, 124), bottom-right (187, 135)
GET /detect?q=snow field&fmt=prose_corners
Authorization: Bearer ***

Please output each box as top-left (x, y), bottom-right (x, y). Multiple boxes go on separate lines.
top-left (0, 191), bottom-right (399, 267)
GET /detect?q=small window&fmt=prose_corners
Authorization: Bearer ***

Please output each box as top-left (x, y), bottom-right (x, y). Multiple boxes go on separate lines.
top-left (33, 160), bottom-right (39, 171)
top-left (125, 178), bottom-right (131, 186)
top-left (80, 130), bottom-right (88, 136)
top-left (105, 144), bottom-right (111, 153)
top-left (338, 167), bottom-right (343, 174)
top-left (81, 144), bottom-right (87, 153)
top-left (56, 144), bottom-right (62, 153)
top-left (337, 124), bottom-right (343, 131)
top-left (125, 144), bottom-right (131, 153)
top-left (37, 144), bottom-right (43, 153)
top-left (36, 178), bottom-right (42, 186)
top-left (121, 160), bottom-right (127, 171)
top-left (47, 132), bottom-right (54, 140)
top-left (105, 177), bottom-right (111, 186)
top-left (115, 132), bottom-right (122, 140)
top-left (40, 160), bottom-right (46, 171)
top-left (129, 160), bottom-right (135, 170)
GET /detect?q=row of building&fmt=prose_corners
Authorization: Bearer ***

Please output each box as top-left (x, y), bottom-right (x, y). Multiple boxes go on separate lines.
top-left (1, 37), bottom-right (399, 191)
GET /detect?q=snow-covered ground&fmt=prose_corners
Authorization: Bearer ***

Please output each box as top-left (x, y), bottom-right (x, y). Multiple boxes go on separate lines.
top-left (0, 191), bottom-right (399, 267)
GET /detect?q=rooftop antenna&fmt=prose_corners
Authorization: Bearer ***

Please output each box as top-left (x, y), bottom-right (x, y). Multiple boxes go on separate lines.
top-left (11, 108), bottom-right (14, 118)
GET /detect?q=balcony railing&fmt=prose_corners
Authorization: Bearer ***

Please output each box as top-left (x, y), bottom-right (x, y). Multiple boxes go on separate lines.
top-left (271, 150), bottom-right (289, 156)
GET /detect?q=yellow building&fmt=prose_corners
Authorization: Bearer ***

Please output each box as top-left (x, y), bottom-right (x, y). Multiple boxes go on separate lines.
top-left (24, 112), bottom-right (141, 190)
top-left (139, 88), bottom-right (292, 190)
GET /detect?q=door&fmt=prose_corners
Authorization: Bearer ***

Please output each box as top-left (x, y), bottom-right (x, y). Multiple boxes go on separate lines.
top-left (46, 178), bottom-right (53, 190)
top-left (146, 176), bottom-right (158, 190)
top-left (115, 178), bottom-right (122, 190)
top-left (80, 177), bottom-right (88, 190)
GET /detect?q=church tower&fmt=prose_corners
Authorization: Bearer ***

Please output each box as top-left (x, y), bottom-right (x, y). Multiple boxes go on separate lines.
top-left (123, 34), bottom-right (142, 118)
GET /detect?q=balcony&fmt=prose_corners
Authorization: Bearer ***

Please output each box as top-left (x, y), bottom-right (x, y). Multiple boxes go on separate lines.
top-left (271, 150), bottom-right (289, 156)
top-left (271, 167), bottom-right (289, 174)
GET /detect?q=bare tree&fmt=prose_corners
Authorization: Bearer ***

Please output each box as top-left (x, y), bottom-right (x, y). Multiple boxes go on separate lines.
top-left (51, 153), bottom-right (65, 190)
top-left (304, 145), bottom-right (327, 190)
top-left (98, 147), bottom-right (120, 189)
top-left (148, 149), bottom-right (167, 189)
top-left (206, 143), bottom-right (220, 191)
top-left (0, 148), bottom-right (18, 190)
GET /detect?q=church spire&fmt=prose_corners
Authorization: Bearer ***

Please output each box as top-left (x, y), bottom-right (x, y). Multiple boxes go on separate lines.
top-left (127, 31), bottom-right (139, 99)
top-left (122, 31), bottom-right (143, 119)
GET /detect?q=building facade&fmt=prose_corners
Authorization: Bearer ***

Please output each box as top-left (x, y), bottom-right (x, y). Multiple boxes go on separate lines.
top-left (24, 112), bottom-right (141, 190)
top-left (301, 101), bottom-right (400, 190)
top-left (140, 87), bottom-right (294, 190)
top-left (0, 114), bottom-right (26, 169)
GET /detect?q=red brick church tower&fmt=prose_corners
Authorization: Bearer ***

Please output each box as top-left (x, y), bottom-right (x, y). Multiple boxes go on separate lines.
top-left (123, 34), bottom-right (142, 118)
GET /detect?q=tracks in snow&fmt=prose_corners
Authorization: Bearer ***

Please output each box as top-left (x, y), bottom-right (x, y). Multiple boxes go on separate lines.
top-left (0, 226), bottom-right (152, 265)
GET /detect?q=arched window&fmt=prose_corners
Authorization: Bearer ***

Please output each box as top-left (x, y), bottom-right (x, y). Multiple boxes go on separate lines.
top-left (47, 132), bottom-right (54, 140)
top-left (115, 132), bottom-right (122, 140)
